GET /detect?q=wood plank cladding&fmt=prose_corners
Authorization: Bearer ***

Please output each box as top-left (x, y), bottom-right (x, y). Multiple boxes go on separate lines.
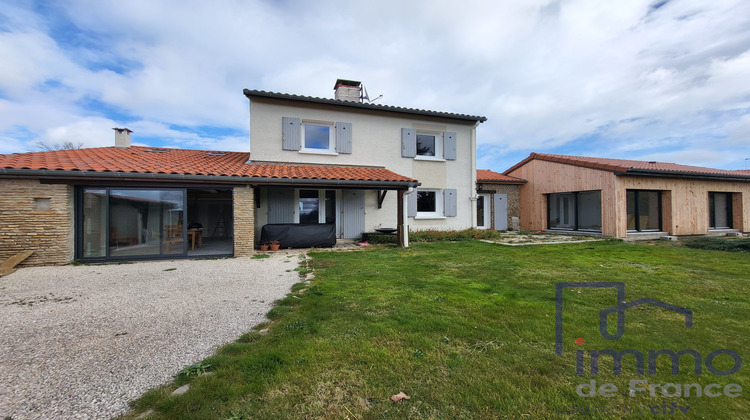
top-left (508, 159), bottom-right (750, 238)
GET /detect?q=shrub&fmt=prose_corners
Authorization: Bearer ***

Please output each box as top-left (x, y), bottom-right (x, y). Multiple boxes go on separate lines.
top-left (409, 228), bottom-right (503, 243)
top-left (683, 237), bottom-right (750, 252)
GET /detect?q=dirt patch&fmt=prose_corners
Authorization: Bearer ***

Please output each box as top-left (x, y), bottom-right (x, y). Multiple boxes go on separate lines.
top-left (481, 231), bottom-right (602, 246)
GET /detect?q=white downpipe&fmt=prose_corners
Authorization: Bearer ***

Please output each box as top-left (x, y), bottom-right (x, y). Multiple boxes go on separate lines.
top-left (470, 121), bottom-right (479, 228)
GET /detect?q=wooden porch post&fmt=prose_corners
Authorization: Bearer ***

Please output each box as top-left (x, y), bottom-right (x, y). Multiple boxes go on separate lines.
top-left (397, 189), bottom-right (405, 247)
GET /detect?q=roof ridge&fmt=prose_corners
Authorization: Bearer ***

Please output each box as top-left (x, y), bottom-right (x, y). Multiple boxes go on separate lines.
top-left (243, 89), bottom-right (487, 123)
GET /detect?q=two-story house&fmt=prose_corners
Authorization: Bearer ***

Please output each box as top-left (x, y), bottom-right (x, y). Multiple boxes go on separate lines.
top-left (0, 80), bottom-right (485, 266)
top-left (245, 80), bottom-right (486, 244)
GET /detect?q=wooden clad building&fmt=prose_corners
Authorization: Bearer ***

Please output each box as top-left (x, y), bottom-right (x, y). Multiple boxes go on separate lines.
top-left (505, 153), bottom-right (750, 239)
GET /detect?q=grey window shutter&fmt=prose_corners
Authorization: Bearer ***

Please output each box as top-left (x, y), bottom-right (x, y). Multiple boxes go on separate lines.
top-left (282, 117), bottom-right (301, 150)
top-left (401, 128), bottom-right (416, 157)
top-left (443, 132), bottom-right (456, 160)
top-left (335, 121), bottom-right (352, 154)
top-left (407, 191), bottom-right (417, 217)
top-left (444, 189), bottom-right (457, 217)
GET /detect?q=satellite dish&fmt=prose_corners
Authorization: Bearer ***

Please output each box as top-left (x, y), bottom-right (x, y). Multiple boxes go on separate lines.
top-left (360, 84), bottom-right (383, 103)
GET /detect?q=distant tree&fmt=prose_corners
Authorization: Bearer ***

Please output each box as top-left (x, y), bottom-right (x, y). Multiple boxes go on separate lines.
top-left (34, 140), bottom-right (84, 151)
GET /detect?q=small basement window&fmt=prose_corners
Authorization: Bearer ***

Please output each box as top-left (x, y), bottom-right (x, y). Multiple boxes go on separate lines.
top-left (34, 198), bottom-right (51, 211)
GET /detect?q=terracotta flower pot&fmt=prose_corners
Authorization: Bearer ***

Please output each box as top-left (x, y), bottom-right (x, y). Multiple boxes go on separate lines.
top-left (269, 244), bottom-right (280, 251)
top-left (259, 244), bottom-right (269, 251)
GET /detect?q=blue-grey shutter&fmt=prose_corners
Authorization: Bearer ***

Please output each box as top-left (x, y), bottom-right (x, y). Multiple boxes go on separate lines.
top-left (494, 193), bottom-right (508, 230)
top-left (401, 128), bottom-right (416, 157)
top-left (335, 121), bottom-right (352, 154)
top-left (267, 188), bottom-right (295, 223)
top-left (444, 189), bottom-right (457, 217)
top-left (282, 117), bottom-right (301, 150)
top-left (443, 132), bottom-right (456, 160)
top-left (341, 190), bottom-right (365, 238)
top-left (407, 191), bottom-right (417, 217)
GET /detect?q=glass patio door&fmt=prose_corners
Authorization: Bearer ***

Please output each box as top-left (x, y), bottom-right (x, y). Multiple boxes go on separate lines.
top-left (627, 190), bottom-right (661, 231)
top-left (79, 188), bottom-right (186, 260)
top-left (709, 192), bottom-right (732, 229)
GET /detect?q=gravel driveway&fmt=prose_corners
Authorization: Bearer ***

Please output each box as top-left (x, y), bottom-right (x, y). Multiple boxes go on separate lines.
top-left (0, 254), bottom-right (303, 419)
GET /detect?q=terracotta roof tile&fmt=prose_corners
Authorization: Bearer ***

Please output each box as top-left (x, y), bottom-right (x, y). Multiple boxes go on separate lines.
top-left (476, 169), bottom-right (526, 183)
top-left (505, 153), bottom-right (750, 179)
top-left (0, 146), bottom-right (418, 184)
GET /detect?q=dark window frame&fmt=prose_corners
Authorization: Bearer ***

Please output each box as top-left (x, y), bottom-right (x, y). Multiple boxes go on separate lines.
top-left (626, 189), bottom-right (663, 232)
top-left (708, 192), bottom-right (733, 229)
top-left (546, 190), bottom-right (602, 232)
top-left (75, 187), bottom-right (234, 262)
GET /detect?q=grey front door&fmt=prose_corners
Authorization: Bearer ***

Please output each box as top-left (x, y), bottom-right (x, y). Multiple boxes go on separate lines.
top-left (494, 193), bottom-right (508, 230)
top-left (341, 190), bottom-right (365, 239)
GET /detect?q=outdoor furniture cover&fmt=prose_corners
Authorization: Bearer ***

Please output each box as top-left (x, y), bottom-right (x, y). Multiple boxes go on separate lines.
top-left (260, 223), bottom-right (336, 248)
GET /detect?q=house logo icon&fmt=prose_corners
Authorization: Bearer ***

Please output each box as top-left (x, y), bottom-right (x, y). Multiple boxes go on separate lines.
top-left (554, 282), bottom-right (693, 356)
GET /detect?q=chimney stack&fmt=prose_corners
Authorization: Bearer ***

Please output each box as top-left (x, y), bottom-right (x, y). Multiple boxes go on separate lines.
top-left (334, 79), bottom-right (362, 102)
top-left (113, 127), bottom-right (132, 148)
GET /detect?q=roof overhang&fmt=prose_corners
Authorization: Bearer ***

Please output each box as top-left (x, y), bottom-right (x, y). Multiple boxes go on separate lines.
top-left (0, 169), bottom-right (420, 190)
top-left (616, 169), bottom-right (750, 182)
top-left (244, 89), bottom-right (487, 124)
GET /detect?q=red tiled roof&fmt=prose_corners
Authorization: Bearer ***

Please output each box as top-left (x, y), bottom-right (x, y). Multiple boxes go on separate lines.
top-left (505, 153), bottom-right (750, 179)
top-left (476, 169), bottom-right (526, 183)
top-left (0, 146), bottom-right (418, 184)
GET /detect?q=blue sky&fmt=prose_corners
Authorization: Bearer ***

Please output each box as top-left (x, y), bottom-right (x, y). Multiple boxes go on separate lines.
top-left (1, 0), bottom-right (749, 172)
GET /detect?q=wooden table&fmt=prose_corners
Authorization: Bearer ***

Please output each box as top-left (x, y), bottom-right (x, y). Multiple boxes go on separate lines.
top-left (187, 229), bottom-right (204, 250)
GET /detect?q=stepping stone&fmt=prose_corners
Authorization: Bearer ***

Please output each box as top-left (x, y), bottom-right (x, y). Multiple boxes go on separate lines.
top-left (172, 384), bottom-right (190, 396)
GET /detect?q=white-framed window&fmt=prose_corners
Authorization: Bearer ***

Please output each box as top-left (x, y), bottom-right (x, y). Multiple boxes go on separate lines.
top-left (416, 189), bottom-right (442, 218)
top-left (477, 193), bottom-right (490, 229)
top-left (416, 132), bottom-right (442, 160)
top-left (294, 189), bottom-right (338, 226)
top-left (301, 121), bottom-right (335, 154)
top-left (282, 117), bottom-right (352, 155)
top-left (401, 128), bottom-right (456, 160)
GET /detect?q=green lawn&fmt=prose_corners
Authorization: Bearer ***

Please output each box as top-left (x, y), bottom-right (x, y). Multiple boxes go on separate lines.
top-left (125, 240), bottom-right (749, 419)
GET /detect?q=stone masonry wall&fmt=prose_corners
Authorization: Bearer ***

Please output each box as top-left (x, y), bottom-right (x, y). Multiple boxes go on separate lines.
top-left (233, 186), bottom-right (255, 257)
top-left (478, 183), bottom-right (521, 230)
top-left (0, 179), bottom-right (74, 266)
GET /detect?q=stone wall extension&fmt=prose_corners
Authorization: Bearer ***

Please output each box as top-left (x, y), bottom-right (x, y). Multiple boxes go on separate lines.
top-left (0, 179), bottom-right (73, 266)
top-left (233, 186), bottom-right (255, 257)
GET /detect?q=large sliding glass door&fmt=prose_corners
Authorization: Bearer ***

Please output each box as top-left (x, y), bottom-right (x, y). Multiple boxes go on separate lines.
top-left (78, 188), bottom-right (186, 260)
top-left (709, 192), bottom-right (732, 229)
top-left (627, 190), bottom-right (661, 231)
top-left (548, 191), bottom-right (601, 232)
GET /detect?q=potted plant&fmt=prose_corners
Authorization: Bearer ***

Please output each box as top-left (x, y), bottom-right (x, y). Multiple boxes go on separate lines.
top-left (269, 240), bottom-right (280, 251)
top-left (259, 241), bottom-right (269, 251)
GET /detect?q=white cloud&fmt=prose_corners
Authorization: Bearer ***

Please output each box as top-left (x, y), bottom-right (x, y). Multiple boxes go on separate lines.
top-left (0, 0), bottom-right (748, 171)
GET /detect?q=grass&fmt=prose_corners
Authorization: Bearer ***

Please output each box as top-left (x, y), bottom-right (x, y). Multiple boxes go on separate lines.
top-left (124, 241), bottom-right (750, 419)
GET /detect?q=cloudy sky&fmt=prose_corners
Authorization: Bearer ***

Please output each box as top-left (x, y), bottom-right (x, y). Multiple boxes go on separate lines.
top-left (1, 0), bottom-right (749, 171)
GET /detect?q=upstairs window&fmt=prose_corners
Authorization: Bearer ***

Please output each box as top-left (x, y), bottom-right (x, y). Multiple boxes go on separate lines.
top-left (282, 117), bottom-right (352, 155)
top-left (401, 128), bottom-right (456, 160)
top-left (416, 133), bottom-right (439, 157)
top-left (303, 122), bottom-right (334, 152)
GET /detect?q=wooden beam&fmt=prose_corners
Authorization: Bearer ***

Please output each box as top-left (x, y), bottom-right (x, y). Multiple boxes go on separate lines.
top-left (377, 190), bottom-right (387, 209)
top-left (0, 250), bottom-right (34, 277)
top-left (397, 189), bottom-right (405, 247)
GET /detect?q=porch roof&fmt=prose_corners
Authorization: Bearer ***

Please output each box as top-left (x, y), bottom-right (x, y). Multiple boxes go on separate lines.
top-left (0, 146), bottom-right (419, 187)
top-left (477, 169), bottom-right (526, 184)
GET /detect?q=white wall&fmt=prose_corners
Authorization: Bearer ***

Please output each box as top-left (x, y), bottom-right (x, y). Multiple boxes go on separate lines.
top-left (249, 98), bottom-right (478, 231)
